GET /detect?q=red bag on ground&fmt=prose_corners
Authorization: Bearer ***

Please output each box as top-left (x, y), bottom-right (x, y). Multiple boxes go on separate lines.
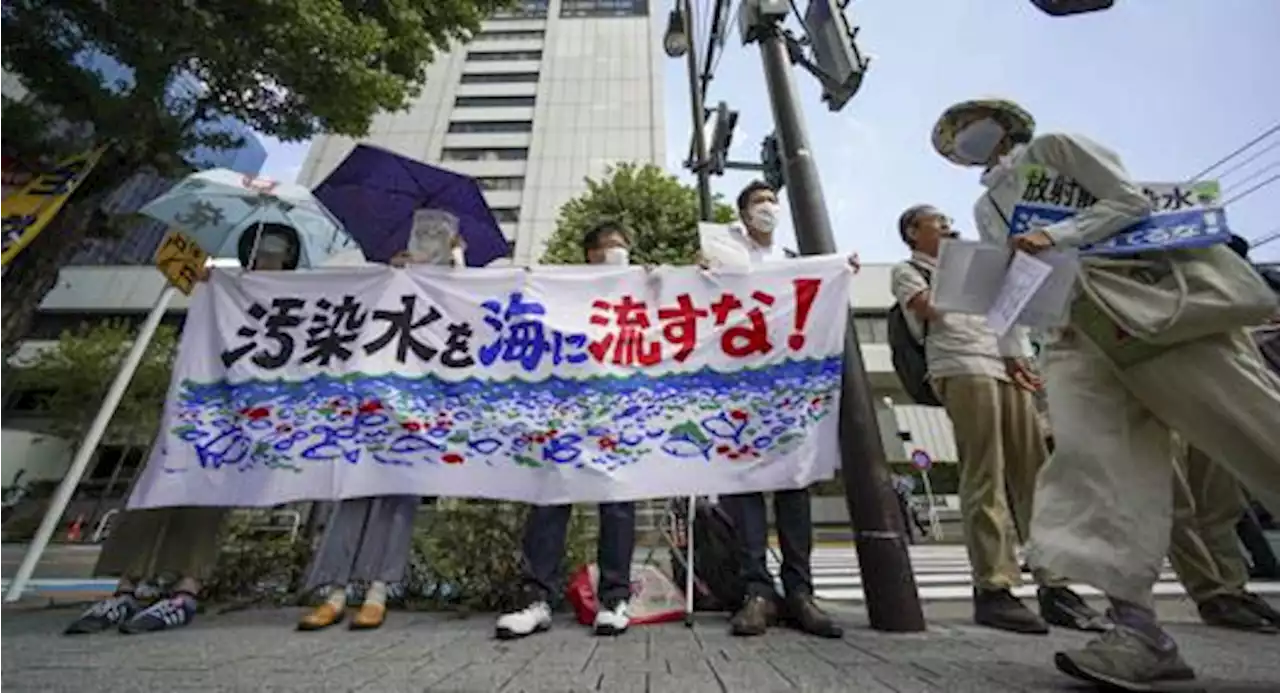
top-left (566, 563), bottom-right (685, 626)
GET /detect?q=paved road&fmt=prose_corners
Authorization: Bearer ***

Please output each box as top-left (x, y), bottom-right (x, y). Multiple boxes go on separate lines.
top-left (3, 604), bottom-right (1279, 692)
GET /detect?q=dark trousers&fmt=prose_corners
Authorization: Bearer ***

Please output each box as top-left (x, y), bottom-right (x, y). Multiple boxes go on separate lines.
top-left (521, 502), bottom-right (636, 605)
top-left (1237, 506), bottom-right (1280, 578)
top-left (720, 488), bottom-right (813, 599)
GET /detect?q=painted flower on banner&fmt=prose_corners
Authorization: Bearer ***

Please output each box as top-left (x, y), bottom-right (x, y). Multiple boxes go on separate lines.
top-left (165, 358), bottom-right (841, 475)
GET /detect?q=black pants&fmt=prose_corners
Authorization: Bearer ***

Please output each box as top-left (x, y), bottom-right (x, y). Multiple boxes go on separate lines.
top-left (521, 502), bottom-right (636, 606)
top-left (720, 488), bottom-right (813, 599)
top-left (1237, 505), bottom-right (1280, 578)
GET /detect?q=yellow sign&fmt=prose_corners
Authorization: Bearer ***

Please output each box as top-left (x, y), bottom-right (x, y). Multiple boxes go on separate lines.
top-left (1, 147), bottom-right (109, 266)
top-left (154, 229), bottom-right (209, 295)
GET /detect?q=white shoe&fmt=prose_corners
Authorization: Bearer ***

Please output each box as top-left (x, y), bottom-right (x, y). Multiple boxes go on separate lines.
top-left (495, 601), bottom-right (551, 640)
top-left (593, 600), bottom-right (630, 636)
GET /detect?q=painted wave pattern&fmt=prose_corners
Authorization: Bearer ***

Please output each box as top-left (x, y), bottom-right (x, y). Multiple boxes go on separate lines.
top-left (164, 358), bottom-right (843, 476)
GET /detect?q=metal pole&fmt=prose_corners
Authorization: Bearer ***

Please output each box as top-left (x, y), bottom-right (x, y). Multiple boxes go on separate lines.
top-left (4, 285), bottom-right (178, 602)
top-left (681, 0), bottom-right (714, 221)
top-left (757, 27), bottom-right (926, 632)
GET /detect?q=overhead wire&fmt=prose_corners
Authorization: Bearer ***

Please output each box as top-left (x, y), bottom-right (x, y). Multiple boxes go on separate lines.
top-left (1186, 121), bottom-right (1280, 183)
top-left (1221, 173), bottom-right (1279, 208)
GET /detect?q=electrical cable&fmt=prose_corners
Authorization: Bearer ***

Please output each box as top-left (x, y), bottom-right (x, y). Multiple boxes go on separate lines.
top-left (1220, 173), bottom-right (1279, 207)
top-left (1187, 121), bottom-right (1280, 183)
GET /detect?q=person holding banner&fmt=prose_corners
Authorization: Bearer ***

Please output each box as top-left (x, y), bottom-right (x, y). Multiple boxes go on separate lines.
top-left (494, 220), bottom-right (639, 640)
top-left (707, 181), bottom-right (843, 639)
top-left (64, 223), bottom-right (303, 637)
top-left (934, 96), bottom-right (1280, 690)
top-left (296, 213), bottom-right (465, 632)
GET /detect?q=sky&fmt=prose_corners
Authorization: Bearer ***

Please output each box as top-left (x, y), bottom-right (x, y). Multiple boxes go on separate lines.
top-left (258, 0), bottom-right (1280, 263)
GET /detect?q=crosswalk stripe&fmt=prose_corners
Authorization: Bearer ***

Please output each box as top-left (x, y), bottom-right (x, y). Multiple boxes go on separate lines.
top-left (759, 546), bottom-right (1280, 602)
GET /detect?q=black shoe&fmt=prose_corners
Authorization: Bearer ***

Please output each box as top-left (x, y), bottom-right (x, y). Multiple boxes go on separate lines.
top-left (783, 593), bottom-right (844, 638)
top-left (64, 594), bottom-right (139, 635)
top-left (974, 588), bottom-right (1049, 635)
top-left (1199, 594), bottom-right (1278, 633)
top-left (1038, 586), bottom-right (1109, 632)
top-left (729, 595), bottom-right (777, 637)
top-left (1238, 592), bottom-right (1280, 628)
top-left (119, 594), bottom-right (197, 635)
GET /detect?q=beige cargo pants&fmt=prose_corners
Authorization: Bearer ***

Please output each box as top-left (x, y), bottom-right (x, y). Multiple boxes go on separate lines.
top-left (1029, 328), bottom-right (1280, 608)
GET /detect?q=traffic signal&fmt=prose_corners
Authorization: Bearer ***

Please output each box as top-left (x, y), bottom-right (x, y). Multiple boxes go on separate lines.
top-left (760, 133), bottom-right (784, 191)
top-left (706, 101), bottom-right (739, 176)
top-left (1030, 0), bottom-right (1114, 16)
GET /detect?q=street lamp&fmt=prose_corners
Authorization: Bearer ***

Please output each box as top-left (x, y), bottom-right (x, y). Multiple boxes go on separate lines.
top-left (663, 8), bottom-right (689, 58)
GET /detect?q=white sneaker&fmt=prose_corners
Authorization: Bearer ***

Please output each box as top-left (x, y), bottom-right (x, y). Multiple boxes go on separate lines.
top-left (494, 600), bottom-right (551, 640)
top-left (593, 600), bottom-right (630, 636)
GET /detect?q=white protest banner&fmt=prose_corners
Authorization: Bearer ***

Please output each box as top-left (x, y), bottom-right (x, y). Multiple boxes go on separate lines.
top-left (128, 258), bottom-right (852, 509)
top-left (1009, 166), bottom-right (1231, 255)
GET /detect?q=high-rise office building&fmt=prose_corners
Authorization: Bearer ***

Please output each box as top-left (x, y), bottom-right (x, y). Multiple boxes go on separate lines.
top-left (296, 0), bottom-right (664, 266)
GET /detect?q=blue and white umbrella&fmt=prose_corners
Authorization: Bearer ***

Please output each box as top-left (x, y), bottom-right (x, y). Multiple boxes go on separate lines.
top-left (139, 168), bottom-right (348, 267)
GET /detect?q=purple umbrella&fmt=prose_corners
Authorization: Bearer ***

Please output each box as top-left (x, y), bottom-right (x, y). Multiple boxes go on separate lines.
top-left (311, 144), bottom-right (511, 266)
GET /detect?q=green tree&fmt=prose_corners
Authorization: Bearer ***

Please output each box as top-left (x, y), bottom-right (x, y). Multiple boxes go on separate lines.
top-left (1, 0), bottom-right (512, 355)
top-left (10, 320), bottom-right (178, 446)
top-left (540, 163), bottom-right (736, 266)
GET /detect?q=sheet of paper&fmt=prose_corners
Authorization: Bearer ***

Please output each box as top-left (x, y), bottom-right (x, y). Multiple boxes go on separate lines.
top-left (986, 251), bottom-right (1054, 337)
top-left (698, 222), bottom-right (751, 271)
top-left (1016, 249), bottom-right (1080, 329)
top-left (930, 239), bottom-right (1010, 316)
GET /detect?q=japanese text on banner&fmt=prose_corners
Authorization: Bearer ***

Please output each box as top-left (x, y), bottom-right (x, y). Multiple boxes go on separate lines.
top-left (1009, 165), bottom-right (1230, 255)
top-left (1, 147), bottom-right (108, 266)
top-left (129, 259), bottom-right (852, 508)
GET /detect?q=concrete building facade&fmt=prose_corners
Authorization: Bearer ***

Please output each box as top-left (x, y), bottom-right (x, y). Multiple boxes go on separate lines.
top-left (296, 0), bottom-right (665, 266)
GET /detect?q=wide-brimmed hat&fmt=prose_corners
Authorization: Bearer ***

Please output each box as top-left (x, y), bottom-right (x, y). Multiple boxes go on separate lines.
top-left (931, 98), bottom-right (1036, 166)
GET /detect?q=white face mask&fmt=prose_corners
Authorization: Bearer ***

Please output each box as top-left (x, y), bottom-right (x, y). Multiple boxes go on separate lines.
top-left (451, 247), bottom-right (466, 268)
top-left (749, 202), bottom-right (781, 235)
top-left (602, 247), bottom-right (630, 266)
top-left (953, 118), bottom-right (1007, 166)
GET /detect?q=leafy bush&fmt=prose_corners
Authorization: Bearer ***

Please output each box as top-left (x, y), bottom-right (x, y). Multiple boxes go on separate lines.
top-left (404, 500), bottom-right (593, 612)
top-left (203, 501), bottom-right (594, 612)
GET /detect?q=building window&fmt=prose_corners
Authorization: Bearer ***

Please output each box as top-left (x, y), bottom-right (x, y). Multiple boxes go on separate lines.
top-left (441, 148), bottom-right (529, 162)
top-left (475, 29), bottom-right (545, 41)
top-left (491, 0), bottom-right (549, 19)
top-left (459, 72), bottom-right (540, 85)
top-left (467, 50), bottom-right (542, 62)
top-left (560, 0), bottom-right (648, 18)
top-left (476, 176), bottom-right (526, 191)
top-left (854, 315), bottom-right (889, 343)
top-left (455, 95), bottom-right (537, 108)
top-left (448, 121), bottom-right (533, 134)
top-left (492, 208), bottom-right (521, 223)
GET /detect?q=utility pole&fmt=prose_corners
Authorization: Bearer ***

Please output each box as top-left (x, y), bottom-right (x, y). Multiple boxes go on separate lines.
top-left (747, 5), bottom-right (925, 632)
top-left (667, 0), bottom-right (714, 221)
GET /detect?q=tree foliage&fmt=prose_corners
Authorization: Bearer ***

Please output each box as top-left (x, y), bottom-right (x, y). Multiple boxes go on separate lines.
top-left (10, 320), bottom-right (178, 446)
top-left (0, 0), bottom-right (511, 355)
top-left (540, 163), bottom-right (736, 266)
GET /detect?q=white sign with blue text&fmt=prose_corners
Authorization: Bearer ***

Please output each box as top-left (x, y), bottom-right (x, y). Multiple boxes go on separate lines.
top-left (1009, 166), bottom-right (1230, 256)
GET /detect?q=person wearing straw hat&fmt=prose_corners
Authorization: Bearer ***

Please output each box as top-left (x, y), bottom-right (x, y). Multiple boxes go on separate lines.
top-left (932, 97), bottom-right (1280, 690)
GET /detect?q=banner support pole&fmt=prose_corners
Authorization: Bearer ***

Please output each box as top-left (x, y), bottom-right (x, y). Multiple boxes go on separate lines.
top-left (4, 286), bottom-right (177, 603)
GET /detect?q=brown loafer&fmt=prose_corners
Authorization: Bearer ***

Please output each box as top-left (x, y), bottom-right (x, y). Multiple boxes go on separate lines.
top-left (350, 602), bottom-right (386, 630)
top-left (297, 603), bottom-right (344, 631)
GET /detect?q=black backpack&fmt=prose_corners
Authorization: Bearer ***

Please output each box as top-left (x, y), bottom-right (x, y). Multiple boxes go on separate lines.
top-left (888, 262), bottom-right (942, 406)
top-left (668, 498), bottom-right (745, 612)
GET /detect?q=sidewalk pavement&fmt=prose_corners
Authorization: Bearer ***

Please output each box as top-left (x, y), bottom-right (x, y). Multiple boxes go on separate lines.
top-left (3, 603), bottom-right (1278, 692)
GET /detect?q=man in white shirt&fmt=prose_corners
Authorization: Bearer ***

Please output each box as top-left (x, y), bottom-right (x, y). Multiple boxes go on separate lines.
top-left (710, 181), bottom-right (842, 639)
top-left (890, 204), bottom-right (1104, 636)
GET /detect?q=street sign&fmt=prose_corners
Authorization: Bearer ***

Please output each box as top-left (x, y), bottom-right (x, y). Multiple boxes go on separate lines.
top-left (154, 229), bottom-right (209, 295)
top-left (910, 448), bottom-right (932, 471)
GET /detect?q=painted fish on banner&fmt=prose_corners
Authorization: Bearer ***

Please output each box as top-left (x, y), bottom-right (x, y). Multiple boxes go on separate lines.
top-left (128, 258), bottom-right (853, 508)
top-left (1009, 165), bottom-right (1230, 255)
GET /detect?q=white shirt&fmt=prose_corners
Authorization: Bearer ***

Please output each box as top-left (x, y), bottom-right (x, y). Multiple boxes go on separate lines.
top-left (726, 224), bottom-right (780, 266)
top-left (890, 251), bottom-right (1009, 383)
